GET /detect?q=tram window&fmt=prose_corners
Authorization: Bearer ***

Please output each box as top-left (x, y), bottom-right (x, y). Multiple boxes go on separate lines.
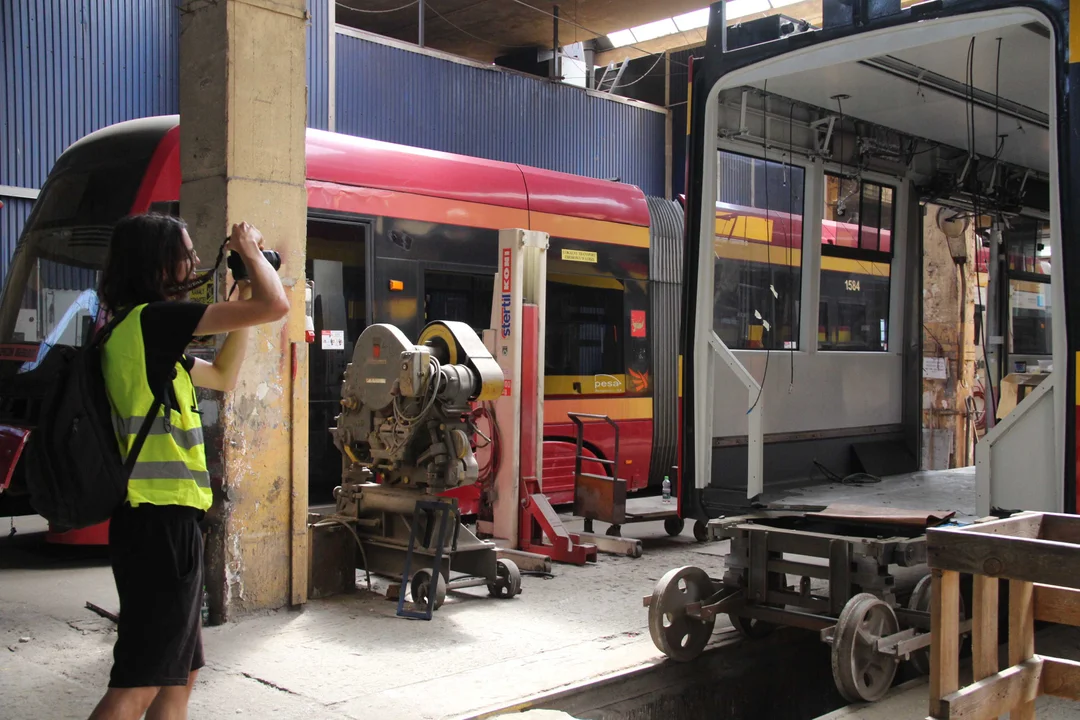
top-left (819, 174), bottom-right (894, 351)
top-left (713, 150), bottom-right (804, 350)
top-left (423, 271), bottom-right (494, 336)
top-left (1005, 218), bottom-right (1051, 276)
top-left (546, 280), bottom-right (625, 384)
top-left (818, 273), bottom-right (891, 351)
top-left (1005, 218), bottom-right (1051, 357)
top-left (1009, 280), bottom-right (1052, 356)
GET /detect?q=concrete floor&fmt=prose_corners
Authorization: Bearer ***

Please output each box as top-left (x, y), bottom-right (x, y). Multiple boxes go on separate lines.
top-left (0, 511), bottom-right (731, 720)
top-left (764, 467), bottom-right (978, 522)
top-left (0, 470), bottom-right (991, 720)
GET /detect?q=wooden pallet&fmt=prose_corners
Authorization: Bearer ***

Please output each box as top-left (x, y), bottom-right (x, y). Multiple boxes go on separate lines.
top-left (926, 512), bottom-right (1080, 719)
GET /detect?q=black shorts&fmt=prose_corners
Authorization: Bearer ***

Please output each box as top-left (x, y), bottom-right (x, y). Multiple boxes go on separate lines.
top-left (108, 503), bottom-right (205, 688)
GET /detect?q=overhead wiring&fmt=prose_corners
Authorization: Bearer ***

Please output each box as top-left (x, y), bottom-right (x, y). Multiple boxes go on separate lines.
top-left (993, 37), bottom-right (1005, 161)
top-left (611, 51), bottom-right (668, 89)
top-left (966, 35), bottom-right (999, 428)
top-left (336, 0), bottom-right (419, 14)
top-left (787, 98), bottom-right (796, 388)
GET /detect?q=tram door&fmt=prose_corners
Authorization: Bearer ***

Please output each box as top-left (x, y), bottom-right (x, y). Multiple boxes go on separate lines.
top-left (306, 217), bottom-right (370, 504)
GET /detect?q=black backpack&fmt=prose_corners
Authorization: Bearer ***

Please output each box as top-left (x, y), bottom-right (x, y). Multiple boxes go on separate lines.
top-left (18, 308), bottom-right (162, 530)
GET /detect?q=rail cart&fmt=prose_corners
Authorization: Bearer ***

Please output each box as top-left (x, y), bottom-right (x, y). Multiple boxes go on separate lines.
top-left (643, 509), bottom-right (972, 703)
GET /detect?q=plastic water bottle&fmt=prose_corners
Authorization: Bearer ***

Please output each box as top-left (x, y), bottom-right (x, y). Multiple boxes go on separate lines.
top-left (662, 476), bottom-right (671, 503)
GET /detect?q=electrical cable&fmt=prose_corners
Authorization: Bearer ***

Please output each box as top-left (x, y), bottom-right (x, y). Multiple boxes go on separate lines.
top-left (787, 98), bottom-right (796, 388)
top-left (317, 515), bottom-right (373, 591)
top-left (967, 36), bottom-right (999, 428)
top-left (610, 51), bottom-right (668, 90)
top-left (993, 37), bottom-right (1005, 161)
top-left (836, 95), bottom-right (845, 181)
top-left (748, 80), bottom-right (771, 415)
top-left (336, 0), bottom-right (419, 14)
top-left (812, 460), bottom-right (882, 485)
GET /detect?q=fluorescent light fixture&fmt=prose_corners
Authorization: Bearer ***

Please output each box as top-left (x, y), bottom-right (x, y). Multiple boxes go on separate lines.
top-left (630, 17), bottom-right (679, 42)
top-left (672, 8), bottom-right (711, 31)
top-left (607, 29), bottom-right (636, 47)
top-left (726, 0), bottom-right (771, 19)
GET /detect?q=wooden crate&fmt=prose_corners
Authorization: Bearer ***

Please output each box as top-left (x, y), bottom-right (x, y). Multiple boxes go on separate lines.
top-left (926, 512), bottom-right (1080, 719)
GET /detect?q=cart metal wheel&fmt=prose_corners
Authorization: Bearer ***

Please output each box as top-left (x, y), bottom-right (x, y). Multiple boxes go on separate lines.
top-left (487, 558), bottom-right (522, 599)
top-left (906, 574), bottom-right (967, 675)
top-left (664, 517), bottom-right (685, 537)
top-left (732, 614), bottom-right (776, 640)
top-left (647, 566), bottom-right (716, 662)
top-left (831, 593), bottom-right (900, 703)
top-left (693, 519), bottom-right (710, 542)
top-left (411, 569), bottom-right (448, 610)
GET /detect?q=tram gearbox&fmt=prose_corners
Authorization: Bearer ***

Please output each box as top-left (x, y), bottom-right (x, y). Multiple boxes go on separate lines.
top-left (331, 321), bottom-right (503, 492)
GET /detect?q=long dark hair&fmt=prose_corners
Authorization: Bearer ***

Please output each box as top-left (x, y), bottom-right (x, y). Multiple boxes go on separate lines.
top-left (98, 213), bottom-right (196, 311)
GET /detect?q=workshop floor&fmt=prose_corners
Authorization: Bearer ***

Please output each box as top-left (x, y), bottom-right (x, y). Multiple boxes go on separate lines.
top-left (0, 468), bottom-right (988, 720)
top-left (0, 510), bottom-right (729, 720)
top-left (763, 466), bottom-right (979, 522)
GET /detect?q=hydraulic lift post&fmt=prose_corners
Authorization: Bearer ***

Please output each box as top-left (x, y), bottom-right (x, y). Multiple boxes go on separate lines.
top-left (479, 228), bottom-right (598, 565)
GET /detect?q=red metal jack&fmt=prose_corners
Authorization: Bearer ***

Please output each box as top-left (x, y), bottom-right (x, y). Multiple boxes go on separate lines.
top-left (519, 477), bottom-right (597, 565)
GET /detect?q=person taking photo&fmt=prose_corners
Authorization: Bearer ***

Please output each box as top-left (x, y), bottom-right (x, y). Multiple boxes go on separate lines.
top-left (88, 213), bottom-right (289, 720)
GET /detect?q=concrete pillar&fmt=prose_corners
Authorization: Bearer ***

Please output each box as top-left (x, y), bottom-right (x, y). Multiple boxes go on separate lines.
top-left (179, 0), bottom-right (309, 619)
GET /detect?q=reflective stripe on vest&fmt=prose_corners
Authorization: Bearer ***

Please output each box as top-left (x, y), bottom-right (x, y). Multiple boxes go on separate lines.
top-left (101, 304), bottom-right (213, 511)
top-left (116, 416), bottom-right (206, 452)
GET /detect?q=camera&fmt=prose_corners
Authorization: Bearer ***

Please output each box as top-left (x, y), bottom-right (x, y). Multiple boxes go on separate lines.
top-left (227, 250), bottom-right (281, 281)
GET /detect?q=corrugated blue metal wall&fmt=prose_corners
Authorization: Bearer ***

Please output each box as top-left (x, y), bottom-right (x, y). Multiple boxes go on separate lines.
top-left (0, 0), bottom-right (179, 282)
top-left (0, 0), bottom-right (332, 284)
top-left (306, 0), bottom-right (330, 131)
top-left (0, 199), bottom-right (34, 283)
top-left (335, 32), bottom-right (666, 197)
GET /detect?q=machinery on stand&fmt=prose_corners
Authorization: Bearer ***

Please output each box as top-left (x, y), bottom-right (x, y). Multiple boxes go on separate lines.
top-left (308, 228), bottom-right (653, 617)
top-left (325, 319), bottom-right (522, 617)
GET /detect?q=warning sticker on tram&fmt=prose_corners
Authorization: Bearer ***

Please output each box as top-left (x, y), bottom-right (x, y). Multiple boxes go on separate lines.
top-left (561, 249), bottom-right (597, 263)
top-left (0, 345), bottom-right (37, 363)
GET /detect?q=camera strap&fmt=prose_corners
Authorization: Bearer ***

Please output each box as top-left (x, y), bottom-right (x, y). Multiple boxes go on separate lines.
top-left (165, 235), bottom-right (231, 297)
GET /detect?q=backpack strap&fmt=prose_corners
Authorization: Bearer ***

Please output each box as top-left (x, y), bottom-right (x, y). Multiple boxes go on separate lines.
top-left (123, 396), bottom-right (163, 477)
top-left (92, 306), bottom-right (136, 349)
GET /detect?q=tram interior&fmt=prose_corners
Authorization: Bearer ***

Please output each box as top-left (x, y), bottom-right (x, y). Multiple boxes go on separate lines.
top-left (698, 8), bottom-right (1061, 517)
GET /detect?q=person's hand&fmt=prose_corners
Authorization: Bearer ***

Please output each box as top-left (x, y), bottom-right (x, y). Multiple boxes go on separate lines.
top-left (227, 222), bottom-right (265, 259)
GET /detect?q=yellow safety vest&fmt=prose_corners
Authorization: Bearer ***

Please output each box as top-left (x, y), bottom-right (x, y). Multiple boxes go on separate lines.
top-left (101, 304), bottom-right (212, 511)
